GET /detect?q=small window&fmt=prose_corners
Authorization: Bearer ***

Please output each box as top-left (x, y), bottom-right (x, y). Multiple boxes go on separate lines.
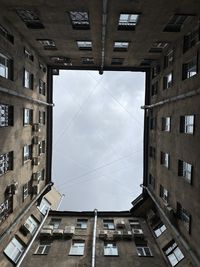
top-left (118, 13), bottom-right (139, 30)
top-left (183, 27), bottom-right (199, 52)
top-left (148, 174), bottom-right (155, 190)
top-left (76, 219), bottom-right (88, 229)
top-left (177, 203), bottom-right (191, 233)
top-left (16, 9), bottom-right (44, 29)
top-left (37, 39), bottom-right (57, 50)
top-left (153, 222), bottom-right (166, 237)
top-left (161, 152), bottom-right (170, 169)
top-left (178, 160), bottom-right (193, 184)
top-left (180, 115), bottom-right (194, 134)
top-left (39, 111), bottom-right (45, 125)
top-left (162, 117), bottom-right (171, 132)
top-left (151, 81), bottom-right (158, 96)
top-left (23, 144), bottom-right (32, 162)
top-left (50, 218), bottom-right (62, 229)
top-left (150, 117), bottom-right (156, 130)
top-left (69, 240), bottom-right (85, 256)
top-left (150, 42), bottom-right (169, 53)
top-left (136, 245), bottom-right (153, 257)
top-left (23, 108), bottom-right (33, 126)
top-left (163, 72), bottom-right (173, 89)
top-left (104, 242), bottom-right (118, 256)
top-left (37, 169), bottom-right (45, 181)
top-left (149, 146), bottom-right (156, 159)
top-left (163, 240), bottom-right (184, 266)
top-left (34, 243), bottom-right (51, 255)
top-left (69, 11), bottom-right (90, 30)
top-left (50, 56), bottom-right (72, 66)
top-left (38, 140), bottom-right (45, 155)
top-left (113, 41), bottom-right (129, 51)
top-left (103, 219), bottom-right (115, 230)
top-left (24, 216), bottom-right (39, 235)
top-left (164, 49), bottom-right (174, 68)
top-left (38, 197), bottom-right (51, 215)
top-left (111, 58), bottom-right (124, 65)
top-left (0, 151), bottom-right (13, 175)
top-left (0, 53), bottom-right (13, 80)
top-left (182, 56), bottom-right (197, 80)
top-left (23, 69), bottom-right (33, 89)
top-left (81, 57), bottom-right (94, 64)
top-left (77, 41), bottom-right (92, 50)
top-left (152, 64), bottom-right (160, 78)
top-left (0, 104), bottom-right (13, 127)
top-left (24, 48), bottom-right (34, 61)
top-left (0, 198), bottom-right (13, 221)
top-left (0, 24), bottom-right (14, 43)
top-left (4, 237), bottom-right (25, 263)
top-left (23, 181), bottom-right (31, 201)
top-left (163, 14), bottom-right (191, 32)
top-left (160, 185), bottom-right (169, 204)
top-left (39, 79), bottom-right (46, 95)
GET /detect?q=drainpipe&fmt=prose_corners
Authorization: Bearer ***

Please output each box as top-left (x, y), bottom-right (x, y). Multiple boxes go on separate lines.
top-left (16, 207), bottom-right (50, 267)
top-left (91, 209), bottom-right (98, 267)
top-left (0, 85), bottom-right (54, 106)
top-left (56, 194), bottom-right (65, 211)
top-left (141, 185), bottom-right (200, 267)
top-left (141, 88), bottom-right (200, 110)
top-left (99, 0), bottom-right (108, 75)
top-left (0, 182), bottom-right (53, 244)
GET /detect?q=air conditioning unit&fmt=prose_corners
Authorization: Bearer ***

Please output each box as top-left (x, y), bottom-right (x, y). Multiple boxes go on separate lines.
top-left (99, 230), bottom-right (108, 240)
top-left (117, 221), bottom-right (125, 228)
top-left (32, 136), bottom-right (39, 145)
top-left (32, 123), bottom-right (41, 132)
top-left (32, 185), bottom-right (39, 195)
top-left (40, 229), bottom-right (52, 237)
top-left (123, 230), bottom-right (133, 240)
top-left (32, 157), bottom-right (40, 166)
top-left (113, 230), bottom-right (122, 240)
top-left (52, 229), bottom-right (64, 238)
top-left (43, 225), bottom-right (54, 230)
top-left (63, 226), bottom-right (75, 238)
top-left (132, 229), bottom-right (144, 237)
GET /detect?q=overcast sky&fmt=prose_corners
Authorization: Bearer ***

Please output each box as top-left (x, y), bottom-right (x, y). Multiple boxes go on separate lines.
top-left (52, 70), bottom-right (145, 211)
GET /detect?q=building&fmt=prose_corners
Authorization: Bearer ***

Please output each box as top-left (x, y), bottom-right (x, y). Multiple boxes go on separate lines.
top-left (0, 0), bottom-right (200, 266)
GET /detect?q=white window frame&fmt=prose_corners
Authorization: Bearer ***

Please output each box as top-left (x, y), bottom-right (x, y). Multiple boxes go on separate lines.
top-left (25, 216), bottom-right (38, 235)
top-left (104, 243), bottom-right (118, 256)
top-left (136, 246), bottom-right (153, 257)
top-left (24, 69), bottom-right (32, 89)
top-left (34, 244), bottom-right (51, 255)
top-left (153, 222), bottom-right (167, 237)
top-left (164, 241), bottom-right (184, 267)
top-left (69, 241), bottom-right (85, 256)
top-left (184, 115), bottom-right (194, 134)
top-left (161, 152), bottom-right (170, 168)
top-left (162, 117), bottom-right (171, 132)
top-left (0, 53), bottom-right (9, 78)
top-left (114, 41), bottom-right (129, 50)
top-left (38, 197), bottom-right (51, 215)
top-left (4, 237), bottom-right (25, 263)
top-left (103, 220), bottom-right (115, 230)
top-left (119, 14), bottom-right (139, 26)
top-left (23, 183), bottom-right (29, 200)
top-left (23, 144), bottom-right (31, 162)
top-left (77, 41), bottom-right (92, 49)
top-left (23, 108), bottom-right (32, 125)
top-left (76, 219), bottom-right (88, 229)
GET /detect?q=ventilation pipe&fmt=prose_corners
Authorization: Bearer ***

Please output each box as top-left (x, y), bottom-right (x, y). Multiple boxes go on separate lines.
top-left (91, 209), bottom-right (98, 267)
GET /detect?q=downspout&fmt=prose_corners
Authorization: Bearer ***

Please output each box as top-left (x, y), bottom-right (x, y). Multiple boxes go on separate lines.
top-left (91, 209), bottom-right (98, 267)
top-left (16, 207), bottom-right (50, 267)
top-left (0, 85), bottom-right (54, 106)
top-left (0, 182), bottom-right (53, 244)
top-left (99, 0), bottom-right (108, 75)
top-left (141, 87), bottom-right (200, 110)
top-left (141, 185), bottom-right (200, 267)
top-left (56, 194), bottom-right (65, 211)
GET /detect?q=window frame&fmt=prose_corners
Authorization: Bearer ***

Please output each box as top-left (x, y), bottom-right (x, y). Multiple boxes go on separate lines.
top-left (163, 240), bottom-right (184, 266)
top-left (104, 242), bottom-right (119, 256)
top-left (23, 144), bottom-right (32, 163)
top-left (163, 72), bottom-right (173, 89)
top-left (69, 240), bottom-right (85, 256)
top-left (160, 185), bottom-right (169, 204)
top-left (23, 69), bottom-right (33, 89)
top-left (180, 115), bottom-right (194, 134)
top-left (103, 219), bottom-right (115, 230)
top-left (34, 243), bottom-right (51, 255)
top-left (76, 219), bottom-right (88, 229)
top-left (153, 222), bottom-right (167, 237)
top-left (0, 151), bottom-right (13, 176)
top-left (4, 237), bottom-right (25, 264)
top-left (0, 103), bottom-right (13, 127)
top-left (69, 11), bottom-right (90, 30)
top-left (118, 13), bottom-right (140, 30)
top-left (162, 117), bottom-right (171, 132)
top-left (182, 56), bottom-right (198, 80)
top-left (136, 245), bottom-right (153, 257)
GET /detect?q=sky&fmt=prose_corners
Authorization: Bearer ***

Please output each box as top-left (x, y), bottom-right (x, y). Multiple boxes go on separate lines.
top-left (52, 70), bottom-right (145, 211)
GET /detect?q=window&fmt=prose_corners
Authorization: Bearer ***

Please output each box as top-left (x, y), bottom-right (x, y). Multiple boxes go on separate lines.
top-left (0, 53), bottom-right (13, 80)
top-left (151, 81), bottom-right (158, 96)
top-left (182, 56), bottom-right (197, 79)
top-left (37, 169), bottom-right (45, 181)
top-left (152, 64), bottom-right (160, 78)
top-left (24, 48), bottom-right (34, 61)
top-left (163, 72), bottom-right (173, 89)
top-left (0, 151), bottom-right (13, 175)
top-left (4, 237), bottom-right (25, 263)
top-left (39, 79), bottom-right (46, 95)
top-left (148, 174), bottom-right (155, 190)
top-left (153, 222), bottom-right (166, 237)
top-left (23, 181), bottom-right (31, 201)
top-left (69, 241), bottom-right (85, 256)
top-left (178, 160), bottom-right (193, 183)
top-left (0, 104), bottom-right (13, 127)
top-left (50, 56), bottom-right (72, 66)
top-left (149, 146), bottom-right (156, 159)
top-left (23, 108), bottom-right (33, 126)
top-left (160, 185), bottom-right (169, 204)
top-left (81, 57), bottom-right (94, 64)
top-left (164, 49), bottom-right (174, 68)
top-left (161, 152), bottom-right (170, 169)
top-left (150, 42), bottom-right (169, 53)
top-left (0, 197), bottom-right (13, 224)
top-left (0, 24), bottom-right (14, 43)
top-left (76, 219), bottom-right (88, 229)
top-left (69, 11), bottom-right (90, 30)
top-left (183, 27), bottom-right (199, 52)
top-left (118, 13), bottom-right (139, 30)
top-left (129, 219), bottom-right (141, 229)
top-left (104, 242), bottom-right (118, 256)
top-left (136, 245), bottom-right (152, 257)
top-left (103, 219), bottom-right (115, 230)
top-left (163, 14), bottom-right (191, 32)
top-left (150, 117), bottom-right (156, 130)
top-left (114, 41), bottom-right (129, 51)
top-left (23, 145), bottom-right (32, 162)
top-left (180, 115), bottom-right (194, 134)
top-left (163, 240), bottom-right (184, 266)
top-left (24, 216), bottom-right (38, 235)
top-left (37, 39), bottom-right (57, 50)
top-left (38, 140), bottom-right (45, 155)
top-left (177, 203), bottom-right (191, 233)
top-left (111, 58), bottom-right (124, 65)
top-left (50, 218), bottom-right (61, 229)
top-left (23, 69), bottom-right (33, 89)
top-left (34, 243), bottom-right (51, 255)
top-left (162, 117), bottom-right (171, 132)
top-left (38, 198), bottom-right (51, 215)
top-left (39, 111), bottom-right (45, 125)
top-left (16, 9), bottom-right (44, 29)
top-left (77, 41), bottom-right (92, 50)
